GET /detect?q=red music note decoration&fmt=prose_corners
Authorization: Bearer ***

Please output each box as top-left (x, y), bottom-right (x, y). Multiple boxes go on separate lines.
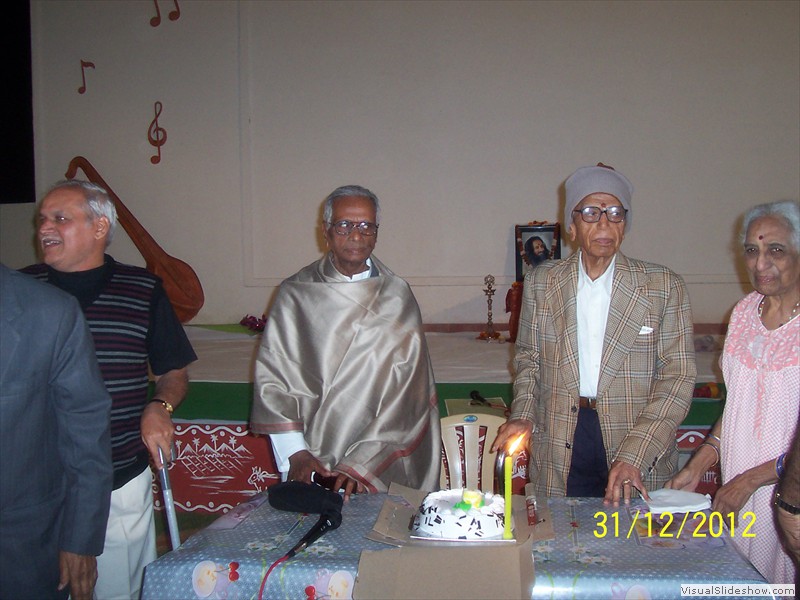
top-left (150, 0), bottom-right (180, 27)
top-left (168, 0), bottom-right (181, 22)
top-left (78, 60), bottom-right (95, 94)
top-left (148, 101), bottom-right (168, 165)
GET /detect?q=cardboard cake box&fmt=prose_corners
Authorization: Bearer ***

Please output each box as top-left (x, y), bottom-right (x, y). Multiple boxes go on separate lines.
top-left (353, 483), bottom-right (553, 600)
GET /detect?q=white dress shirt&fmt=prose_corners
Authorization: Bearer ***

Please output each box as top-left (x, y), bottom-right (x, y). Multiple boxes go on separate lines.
top-left (576, 252), bottom-right (616, 398)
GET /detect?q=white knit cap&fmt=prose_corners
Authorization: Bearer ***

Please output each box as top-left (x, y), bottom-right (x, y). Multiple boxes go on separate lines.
top-left (565, 165), bottom-right (633, 232)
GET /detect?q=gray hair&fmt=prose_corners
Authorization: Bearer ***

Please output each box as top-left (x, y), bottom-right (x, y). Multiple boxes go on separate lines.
top-left (322, 185), bottom-right (381, 225)
top-left (741, 200), bottom-right (800, 252)
top-left (41, 180), bottom-right (118, 247)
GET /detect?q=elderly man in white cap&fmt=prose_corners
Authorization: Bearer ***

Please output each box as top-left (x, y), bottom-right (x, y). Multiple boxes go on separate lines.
top-left (493, 164), bottom-right (696, 505)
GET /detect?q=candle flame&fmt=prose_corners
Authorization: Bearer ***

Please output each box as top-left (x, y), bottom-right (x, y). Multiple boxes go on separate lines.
top-left (508, 434), bottom-right (523, 455)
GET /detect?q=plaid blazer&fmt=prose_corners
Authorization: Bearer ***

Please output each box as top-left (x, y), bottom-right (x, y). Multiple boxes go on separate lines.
top-left (510, 252), bottom-right (696, 496)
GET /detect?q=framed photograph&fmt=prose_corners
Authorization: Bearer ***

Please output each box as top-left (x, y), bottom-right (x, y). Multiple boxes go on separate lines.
top-left (515, 222), bottom-right (561, 281)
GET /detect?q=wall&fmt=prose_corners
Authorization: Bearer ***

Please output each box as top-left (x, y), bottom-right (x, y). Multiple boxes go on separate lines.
top-left (2, 0), bottom-right (797, 324)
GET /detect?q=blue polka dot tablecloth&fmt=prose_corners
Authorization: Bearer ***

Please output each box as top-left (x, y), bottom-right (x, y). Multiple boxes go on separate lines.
top-left (142, 494), bottom-right (768, 600)
top-left (142, 491), bottom-right (388, 600)
top-left (529, 497), bottom-right (768, 599)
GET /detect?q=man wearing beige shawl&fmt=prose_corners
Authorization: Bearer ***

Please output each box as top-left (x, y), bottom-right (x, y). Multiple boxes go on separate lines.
top-left (251, 185), bottom-right (441, 499)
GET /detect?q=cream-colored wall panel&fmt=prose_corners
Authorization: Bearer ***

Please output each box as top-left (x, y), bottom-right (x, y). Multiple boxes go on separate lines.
top-left (241, 1), bottom-right (798, 299)
top-left (8, 0), bottom-right (797, 325)
top-left (28, 0), bottom-right (243, 323)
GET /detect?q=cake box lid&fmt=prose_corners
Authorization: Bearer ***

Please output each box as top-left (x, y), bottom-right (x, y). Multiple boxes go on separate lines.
top-left (354, 483), bottom-right (537, 599)
top-left (354, 538), bottom-right (534, 600)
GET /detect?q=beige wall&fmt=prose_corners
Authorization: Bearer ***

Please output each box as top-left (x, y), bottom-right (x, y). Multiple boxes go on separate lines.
top-left (2, 0), bottom-right (797, 324)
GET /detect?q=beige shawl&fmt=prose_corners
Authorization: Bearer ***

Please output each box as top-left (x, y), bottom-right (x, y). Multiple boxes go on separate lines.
top-left (251, 254), bottom-right (441, 493)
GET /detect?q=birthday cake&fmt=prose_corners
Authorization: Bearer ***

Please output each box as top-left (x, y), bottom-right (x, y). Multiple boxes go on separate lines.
top-left (411, 489), bottom-right (507, 540)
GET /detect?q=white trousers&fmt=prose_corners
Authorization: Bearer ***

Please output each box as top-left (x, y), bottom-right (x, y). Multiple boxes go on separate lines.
top-left (94, 468), bottom-right (156, 600)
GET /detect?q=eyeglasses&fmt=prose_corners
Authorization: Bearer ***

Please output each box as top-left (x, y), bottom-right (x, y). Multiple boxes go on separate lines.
top-left (328, 220), bottom-right (379, 236)
top-left (573, 206), bottom-right (627, 224)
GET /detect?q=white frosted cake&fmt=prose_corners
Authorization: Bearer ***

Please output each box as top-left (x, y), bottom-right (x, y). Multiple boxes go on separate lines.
top-left (412, 489), bottom-right (507, 540)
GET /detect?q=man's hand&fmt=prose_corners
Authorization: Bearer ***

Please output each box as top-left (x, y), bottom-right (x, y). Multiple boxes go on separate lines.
top-left (491, 419), bottom-right (532, 453)
top-left (141, 401), bottom-right (174, 469)
top-left (288, 452), bottom-right (365, 502)
top-left (142, 368), bottom-right (188, 468)
top-left (604, 460), bottom-right (649, 505)
top-left (332, 472), bottom-right (366, 502)
top-left (58, 551), bottom-right (97, 600)
top-left (288, 450), bottom-right (333, 485)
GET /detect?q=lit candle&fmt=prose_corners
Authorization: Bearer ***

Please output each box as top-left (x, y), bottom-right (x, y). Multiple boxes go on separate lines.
top-left (503, 435), bottom-right (523, 539)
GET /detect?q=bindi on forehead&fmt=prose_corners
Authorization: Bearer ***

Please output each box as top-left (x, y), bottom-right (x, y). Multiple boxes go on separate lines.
top-left (759, 235), bottom-right (764, 240)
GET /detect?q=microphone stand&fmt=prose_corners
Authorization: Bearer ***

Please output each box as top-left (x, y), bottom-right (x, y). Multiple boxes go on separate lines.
top-left (259, 481), bottom-right (344, 600)
top-left (284, 509), bottom-right (342, 558)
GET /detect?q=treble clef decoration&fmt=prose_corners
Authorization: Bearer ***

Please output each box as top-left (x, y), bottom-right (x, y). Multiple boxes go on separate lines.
top-left (148, 101), bottom-right (167, 165)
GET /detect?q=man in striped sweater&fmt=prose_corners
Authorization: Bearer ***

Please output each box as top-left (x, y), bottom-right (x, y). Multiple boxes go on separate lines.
top-left (22, 179), bottom-right (196, 600)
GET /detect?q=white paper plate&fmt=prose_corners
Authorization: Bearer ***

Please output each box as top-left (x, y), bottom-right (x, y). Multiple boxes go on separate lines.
top-left (646, 488), bottom-right (711, 514)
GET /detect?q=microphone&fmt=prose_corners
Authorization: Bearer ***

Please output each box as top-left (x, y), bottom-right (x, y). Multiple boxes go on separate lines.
top-left (268, 481), bottom-right (344, 557)
top-left (470, 389), bottom-right (490, 406)
top-left (268, 480), bottom-right (344, 513)
top-left (285, 509), bottom-right (343, 558)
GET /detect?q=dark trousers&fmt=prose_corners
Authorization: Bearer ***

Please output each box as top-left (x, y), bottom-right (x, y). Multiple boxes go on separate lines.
top-left (566, 407), bottom-right (609, 497)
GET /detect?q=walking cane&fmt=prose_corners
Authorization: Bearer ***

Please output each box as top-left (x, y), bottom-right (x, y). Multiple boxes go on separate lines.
top-left (157, 446), bottom-right (181, 550)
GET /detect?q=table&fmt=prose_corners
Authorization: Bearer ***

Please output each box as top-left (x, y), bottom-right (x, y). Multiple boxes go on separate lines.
top-left (529, 498), bottom-right (767, 599)
top-left (142, 493), bottom-right (767, 600)
top-left (143, 492), bottom-right (390, 600)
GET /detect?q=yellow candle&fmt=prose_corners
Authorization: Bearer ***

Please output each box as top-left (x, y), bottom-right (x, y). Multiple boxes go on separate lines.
top-left (503, 453), bottom-right (513, 539)
top-left (503, 435), bottom-right (523, 540)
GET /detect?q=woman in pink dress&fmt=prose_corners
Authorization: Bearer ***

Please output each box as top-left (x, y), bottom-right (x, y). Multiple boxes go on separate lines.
top-left (667, 200), bottom-right (799, 586)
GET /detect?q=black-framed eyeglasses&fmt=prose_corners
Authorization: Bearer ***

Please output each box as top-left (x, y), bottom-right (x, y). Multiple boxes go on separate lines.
top-left (573, 206), bottom-right (627, 224)
top-left (328, 220), bottom-right (379, 236)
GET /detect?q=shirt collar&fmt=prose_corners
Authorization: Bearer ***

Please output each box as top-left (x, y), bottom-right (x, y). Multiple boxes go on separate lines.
top-left (345, 257), bottom-right (373, 282)
top-left (577, 251), bottom-right (616, 291)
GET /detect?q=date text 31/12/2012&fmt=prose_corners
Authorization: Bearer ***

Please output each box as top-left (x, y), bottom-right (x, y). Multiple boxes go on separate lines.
top-left (593, 511), bottom-right (756, 539)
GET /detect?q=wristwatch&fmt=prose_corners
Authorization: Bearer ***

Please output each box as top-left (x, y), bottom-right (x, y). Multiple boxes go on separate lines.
top-left (149, 398), bottom-right (174, 415)
top-left (774, 491), bottom-right (800, 515)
